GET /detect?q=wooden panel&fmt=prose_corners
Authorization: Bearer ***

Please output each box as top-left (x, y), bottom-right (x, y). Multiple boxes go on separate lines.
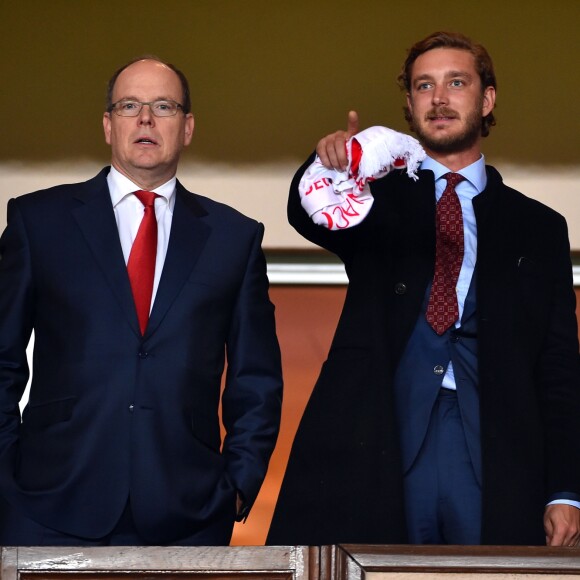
top-left (4, 545), bottom-right (580, 580)
top-left (334, 545), bottom-right (580, 580)
top-left (0, 546), bottom-right (318, 580)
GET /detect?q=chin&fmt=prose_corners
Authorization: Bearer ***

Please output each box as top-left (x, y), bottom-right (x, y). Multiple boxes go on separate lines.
top-left (417, 126), bottom-right (480, 156)
top-left (131, 158), bottom-right (163, 170)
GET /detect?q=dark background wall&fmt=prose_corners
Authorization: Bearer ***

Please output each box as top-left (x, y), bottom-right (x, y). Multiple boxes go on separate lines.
top-left (1, 0), bottom-right (579, 167)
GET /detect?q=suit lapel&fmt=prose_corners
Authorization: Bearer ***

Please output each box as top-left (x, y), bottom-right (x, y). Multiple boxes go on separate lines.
top-left (473, 167), bottom-right (509, 298)
top-left (145, 182), bottom-right (211, 337)
top-left (71, 169), bottom-right (141, 336)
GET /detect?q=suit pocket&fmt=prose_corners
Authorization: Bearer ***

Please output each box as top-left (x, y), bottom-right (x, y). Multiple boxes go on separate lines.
top-left (22, 396), bottom-right (76, 429)
top-left (515, 256), bottom-right (550, 294)
top-left (517, 256), bottom-right (545, 279)
top-left (515, 256), bottom-right (551, 333)
top-left (185, 269), bottom-right (222, 288)
top-left (191, 410), bottom-right (221, 454)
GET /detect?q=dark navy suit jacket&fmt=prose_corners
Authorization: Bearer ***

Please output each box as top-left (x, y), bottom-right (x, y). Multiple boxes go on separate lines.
top-left (0, 168), bottom-right (282, 544)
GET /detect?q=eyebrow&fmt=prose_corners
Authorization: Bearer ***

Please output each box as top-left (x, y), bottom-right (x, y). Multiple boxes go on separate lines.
top-left (115, 95), bottom-right (176, 102)
top-left (413, 70), bottom-right (474, 84)
top-left (445, 70), bottom-right (474, 81)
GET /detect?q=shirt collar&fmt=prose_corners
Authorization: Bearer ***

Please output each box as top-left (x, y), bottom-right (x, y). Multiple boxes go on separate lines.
top-left (421, 154), bottom-right (487, 194)
top-left (107, 166), bottom-right (177, 208)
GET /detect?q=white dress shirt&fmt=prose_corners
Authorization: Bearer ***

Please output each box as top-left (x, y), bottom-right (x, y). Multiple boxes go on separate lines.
top-left (106, 166), bottom-right (175, 309)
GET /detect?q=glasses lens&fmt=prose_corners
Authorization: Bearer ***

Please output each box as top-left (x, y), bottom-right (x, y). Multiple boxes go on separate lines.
top-left (152, 101), bottom-right (179, 116)
top-left (114, 100), bottom-right (141, 116)
top-left (113, 100), bottom-right (181, 117)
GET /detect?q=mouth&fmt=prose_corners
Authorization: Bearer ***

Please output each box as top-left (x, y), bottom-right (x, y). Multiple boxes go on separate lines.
top-left (134, 137), bottom-right (158, 145)
top-left (426, 108), bottom-right (458, 122)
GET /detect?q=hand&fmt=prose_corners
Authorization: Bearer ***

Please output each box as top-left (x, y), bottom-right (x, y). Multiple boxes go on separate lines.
top-left (235, 492), bottom-right (250, 522)
top-left (544, 504), bottom-right (580, 546)
top-left (315, 110), bottom-right (360, 171)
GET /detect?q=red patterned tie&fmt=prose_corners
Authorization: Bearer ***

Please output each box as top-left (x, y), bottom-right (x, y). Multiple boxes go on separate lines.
top-left (426, 172), bottom-right (465, 335)
top-left (127, 190), bottom-right (159, 335)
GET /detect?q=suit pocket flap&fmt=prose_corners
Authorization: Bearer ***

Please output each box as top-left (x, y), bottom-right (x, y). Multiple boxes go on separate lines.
top-left (191, 411), bottom-right (221, 453)
top-left (24, 397), bottom-right (76, 428)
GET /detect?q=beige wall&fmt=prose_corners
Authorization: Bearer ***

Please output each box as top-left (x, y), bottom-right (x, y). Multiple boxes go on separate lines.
top-left (1, 162), bottom-right (579, 250)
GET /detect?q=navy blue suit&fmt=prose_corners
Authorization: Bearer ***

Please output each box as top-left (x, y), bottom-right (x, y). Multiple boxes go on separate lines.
top-left (394, 273), bottom-right (480, 478)
top-left (394, 272), bottom-right (481, 543)
top-left (0, 168), bottom-right (282, 544)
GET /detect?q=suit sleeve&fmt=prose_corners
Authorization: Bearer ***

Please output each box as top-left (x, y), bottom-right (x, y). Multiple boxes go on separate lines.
top-left (538, 215), bottom-right (580, 497)
top-left (288, 153), bottom-right (371, 264)
top-left (0, 199), bottom-right (34, 478)
top-left (221, 223), bottom-right (282, 515)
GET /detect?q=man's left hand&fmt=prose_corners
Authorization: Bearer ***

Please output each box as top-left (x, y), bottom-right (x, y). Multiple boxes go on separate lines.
top-left (544, 504), bottom-right (580, 546)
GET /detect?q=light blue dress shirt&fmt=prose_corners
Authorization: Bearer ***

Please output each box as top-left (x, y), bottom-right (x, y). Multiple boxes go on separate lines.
top-left (420, 155), bottom-right (485, 390)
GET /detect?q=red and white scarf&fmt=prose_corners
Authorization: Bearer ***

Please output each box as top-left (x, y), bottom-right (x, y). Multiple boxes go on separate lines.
top-left (299, 126), bottom-right (426, 230)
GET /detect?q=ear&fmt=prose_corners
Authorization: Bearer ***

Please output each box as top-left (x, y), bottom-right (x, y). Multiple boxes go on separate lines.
top-left (482, 86), bottom-right (496, 117)
top-left (103, 112), bottom-right (112, 145)
top-left (183, 113), bottom-right (195, 146)
top-left (406, 92), bottom-right (413, 115)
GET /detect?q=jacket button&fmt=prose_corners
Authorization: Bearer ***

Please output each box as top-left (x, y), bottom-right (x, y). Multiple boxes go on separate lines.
top-left (451, 335), bottom-right (460, 343)
top-left (138, 351), bottom-right (149, 359)
top-left (129, 404), bottom-right (134, 412)
top-left (394, 282), bottom-right (407, 295)
top-left (433, 365), bottom-right (445, 375)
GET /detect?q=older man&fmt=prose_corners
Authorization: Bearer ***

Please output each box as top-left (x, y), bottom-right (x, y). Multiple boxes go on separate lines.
top-left (0, 57), bottom-right (282, 545)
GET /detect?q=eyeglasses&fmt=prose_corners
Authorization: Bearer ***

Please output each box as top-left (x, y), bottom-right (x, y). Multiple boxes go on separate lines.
top-left (110, 99), bottom-right (184, 117)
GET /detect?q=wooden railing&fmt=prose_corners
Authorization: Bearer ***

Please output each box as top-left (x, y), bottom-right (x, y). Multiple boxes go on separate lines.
top-left (2, 545), bottom-right (580, 579)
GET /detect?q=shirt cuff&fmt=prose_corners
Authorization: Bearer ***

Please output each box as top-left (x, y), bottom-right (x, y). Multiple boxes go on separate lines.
top-left (546, 491), bottom-right (580, 510)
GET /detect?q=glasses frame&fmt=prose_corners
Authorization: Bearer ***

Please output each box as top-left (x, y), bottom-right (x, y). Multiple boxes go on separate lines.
top-left (110, 99), bottom-right (184, 117)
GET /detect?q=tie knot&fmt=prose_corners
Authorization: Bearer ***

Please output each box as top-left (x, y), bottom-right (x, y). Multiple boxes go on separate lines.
top-left (443, 172), bottom-right (465, 189)
top-left (133, 190), bottom-right (157, 207)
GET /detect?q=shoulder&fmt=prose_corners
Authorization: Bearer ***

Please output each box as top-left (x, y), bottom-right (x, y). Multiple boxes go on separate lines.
top-left (11, 168), bottom-right (109, 211)
top-left (176, 182), bottom-right (262, 233)
top-left (485, 165), bottom-right (567, 228)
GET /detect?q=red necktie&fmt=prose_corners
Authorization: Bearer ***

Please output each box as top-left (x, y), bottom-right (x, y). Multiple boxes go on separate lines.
top-left (127, 190), bottom-right (159, 335)
top-left (426, 172), bottom-right (465, 335)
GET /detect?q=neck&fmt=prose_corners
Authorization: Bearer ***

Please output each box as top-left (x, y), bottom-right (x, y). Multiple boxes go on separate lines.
top-left (424, 146), bottom-right (482, 172)
top-left (111, 161), bottom-right (175, 191)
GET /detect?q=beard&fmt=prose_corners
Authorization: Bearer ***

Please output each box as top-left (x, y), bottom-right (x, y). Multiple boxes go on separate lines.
top-left (411, 101), bottom-right (483, 155)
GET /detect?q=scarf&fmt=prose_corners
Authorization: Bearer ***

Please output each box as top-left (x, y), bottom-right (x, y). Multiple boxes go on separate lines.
top-left (298, 126), bottom-right (426, 230)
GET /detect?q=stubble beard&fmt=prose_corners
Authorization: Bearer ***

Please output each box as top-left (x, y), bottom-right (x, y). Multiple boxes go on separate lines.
top-left (411, 100), bottom-right (483, 155)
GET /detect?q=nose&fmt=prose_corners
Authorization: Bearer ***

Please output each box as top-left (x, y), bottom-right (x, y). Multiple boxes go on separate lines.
top-left (138, 103), bottom-right (155, 125)
top-left (432, 86), bottom-right (448, 106)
